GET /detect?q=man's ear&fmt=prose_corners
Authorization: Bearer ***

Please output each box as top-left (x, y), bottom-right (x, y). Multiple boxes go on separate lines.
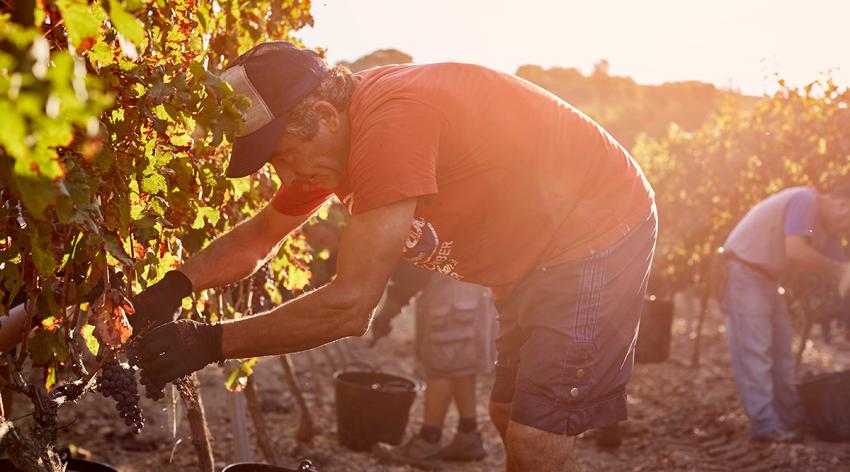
top-left (312, 100), bottom-right (340, 132)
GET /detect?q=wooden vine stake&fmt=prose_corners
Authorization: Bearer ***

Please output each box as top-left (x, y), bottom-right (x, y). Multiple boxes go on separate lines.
top-left (244, 376), bottom-right (279, 465)
top-left (279, 354), bottom-right (315, 442)
top-left (303, 349), bottom-right (325, 408)
top-left (176, 373), bottom-right (214, 472)
top-left (690, 288), bottom-right (711, 367)
top-left (692, 253), bottom-right (723, 367)
top-left (318, 345), bottom-right (338, 372)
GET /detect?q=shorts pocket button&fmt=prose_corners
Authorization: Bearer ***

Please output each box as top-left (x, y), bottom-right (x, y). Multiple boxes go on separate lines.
top-left (570, 387), bottom-right (580, 397)
top-left (576, 369), bottom-right (586, 379)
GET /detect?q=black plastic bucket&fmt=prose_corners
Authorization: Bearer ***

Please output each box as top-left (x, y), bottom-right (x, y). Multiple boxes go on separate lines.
top-left (333, 363), bottom-right (422, 451)
top-left (635, 298), bottom-right (674, 364)
top-left (0, 458), bottom-right (116, 472)
top-left (222, 459), bottom-right (318, 471)
top-left (796, 370), bottom-right (850, 441)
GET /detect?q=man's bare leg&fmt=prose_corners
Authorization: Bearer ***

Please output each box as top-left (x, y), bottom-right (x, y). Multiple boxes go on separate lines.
top-left (450, 374), bottom-right (477, 419)
top-left (489, 401), bottom-right (520, 471)
top-left (506, 421), bottom-right (578, 472)
top-left (423, 377), bottom-right (453, 428)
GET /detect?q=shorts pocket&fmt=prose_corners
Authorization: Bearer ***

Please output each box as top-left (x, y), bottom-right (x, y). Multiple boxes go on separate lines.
top-left (426, 309), bottom-right (477, 373)
top-left (517, 330), bottom-right (597, 405)
top-left (556, 341), bottom-right (596, 406)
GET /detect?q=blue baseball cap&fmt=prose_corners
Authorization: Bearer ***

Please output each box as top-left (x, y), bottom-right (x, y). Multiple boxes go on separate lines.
top-left (220, 42), bottom-right (329, 178)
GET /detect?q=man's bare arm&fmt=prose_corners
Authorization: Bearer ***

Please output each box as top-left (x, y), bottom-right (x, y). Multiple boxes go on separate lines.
top-left (219, 197), bottom-right (417, 358)
top-left (785, 235), bottom-right (846, 279)
top-left (180, 204), bottom-right (311, 291)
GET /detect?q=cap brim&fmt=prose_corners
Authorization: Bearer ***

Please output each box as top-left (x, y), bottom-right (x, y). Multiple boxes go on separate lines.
top-left (225, 114), bottom-right (288, 178)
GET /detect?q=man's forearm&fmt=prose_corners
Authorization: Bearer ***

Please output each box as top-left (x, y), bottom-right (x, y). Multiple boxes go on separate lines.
top-left (220, 282), bottom-right (372, 358)
top-left (181, 222), bottom-right (280, 291)
top-left (788, 243), bottom-right (845, 279)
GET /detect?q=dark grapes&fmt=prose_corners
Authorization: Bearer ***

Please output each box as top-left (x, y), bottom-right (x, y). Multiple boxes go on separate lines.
top-left (97, 358), bottom-right (145, 433)
top-left (127, 345), bottom-right (166, 401)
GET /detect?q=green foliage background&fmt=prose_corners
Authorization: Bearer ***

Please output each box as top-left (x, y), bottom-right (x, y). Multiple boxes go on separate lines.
top-left (0, 0), bottom-right (315, 387)
top-left (2, 3), bottom-right (849, 390)
top-left (632, 79), bottom-right (850, 297)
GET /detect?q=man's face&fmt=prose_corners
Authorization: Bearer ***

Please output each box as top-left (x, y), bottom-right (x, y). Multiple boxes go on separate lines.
top-left (269, 102), bottom-right (348, 191)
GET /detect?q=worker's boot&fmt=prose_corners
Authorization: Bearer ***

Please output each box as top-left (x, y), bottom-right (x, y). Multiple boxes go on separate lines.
top-left (439, 429), bottom-right (487, 461)
top-left (373, 435), bottom-right (443, 470)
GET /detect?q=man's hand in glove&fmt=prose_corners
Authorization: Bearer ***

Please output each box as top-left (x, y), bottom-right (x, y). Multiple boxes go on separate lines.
top-left (131, 271), bottom-right (193, 334)
top-left (369, 299), bottom-right (404, 347)
top-left (135, 319), bottom-right (225, 386)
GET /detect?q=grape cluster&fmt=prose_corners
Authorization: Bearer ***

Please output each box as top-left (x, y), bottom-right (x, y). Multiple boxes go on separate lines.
top-left (139, 373), bottom-right (165, 401)
top-left (127, 346), bottom-right (166, 401)
top-left (97, 358), bottom-right (144, 433)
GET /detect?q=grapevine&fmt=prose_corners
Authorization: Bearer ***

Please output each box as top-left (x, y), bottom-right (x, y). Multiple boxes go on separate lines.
top-left (95, 357), bottom-right (144, 434)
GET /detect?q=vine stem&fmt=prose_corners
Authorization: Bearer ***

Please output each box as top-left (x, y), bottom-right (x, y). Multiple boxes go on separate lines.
top-left (244, 376), bottom-right (278, 464)
top-left (61, 263), bottom-right (72, 343)
top-left (279, 354), bottom-right (315, 442)
top-left (176, 373), bottom-right (214, 472)
top-left (13, 263), bottom-right (36, 372)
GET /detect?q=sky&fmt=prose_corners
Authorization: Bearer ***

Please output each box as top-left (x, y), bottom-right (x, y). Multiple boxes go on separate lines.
top-left (297, 0), bottom-right (850, 96)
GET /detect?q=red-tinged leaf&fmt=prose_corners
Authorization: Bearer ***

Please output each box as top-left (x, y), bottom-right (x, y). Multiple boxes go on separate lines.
top-left (77, 36), bottom-right (97, 54)
top-left (91, 289), bottom-right (133, 348)
top-left (41, 316), bottom-right (63, 332)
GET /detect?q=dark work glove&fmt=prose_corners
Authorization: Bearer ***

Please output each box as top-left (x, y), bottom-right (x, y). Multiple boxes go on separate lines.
top-left (369, 299), bottom-right (403, 347)
top-left (135, 319), bottom-right (224, 386)
top-left (131, 271), bottom-right (193, 334)
top-left (369, 314), bottom-right (393, 346)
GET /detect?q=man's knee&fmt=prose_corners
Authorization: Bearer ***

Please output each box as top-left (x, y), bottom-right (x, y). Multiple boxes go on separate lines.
top-left (506, 421), bottom-right (578, 471)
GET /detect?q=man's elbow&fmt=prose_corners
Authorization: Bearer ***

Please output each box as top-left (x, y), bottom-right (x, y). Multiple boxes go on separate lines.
top-left (340, 305), bottom-right (374, 338)
top-left (332, 288), bottom-right (378, 338)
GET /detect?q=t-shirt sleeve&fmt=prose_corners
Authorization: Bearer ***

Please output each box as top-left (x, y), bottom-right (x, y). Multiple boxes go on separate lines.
top-left (784, 190), bottom-right (818, 237)
top-left (347, 99), bottom-right (446, 214)
top-left (270, 183), bottom-right (335, 216)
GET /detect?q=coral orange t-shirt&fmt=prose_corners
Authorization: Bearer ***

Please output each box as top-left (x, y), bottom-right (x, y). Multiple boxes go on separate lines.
top-left (272, 63), bottom-right (654, 297)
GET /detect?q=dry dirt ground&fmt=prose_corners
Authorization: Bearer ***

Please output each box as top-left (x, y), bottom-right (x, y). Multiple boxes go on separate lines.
top-left (7, 293), bottom-right (850, 471)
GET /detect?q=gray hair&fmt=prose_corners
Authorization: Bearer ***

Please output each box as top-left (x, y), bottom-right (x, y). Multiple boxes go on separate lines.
top-left (284, 63), bottom-right (357, 140)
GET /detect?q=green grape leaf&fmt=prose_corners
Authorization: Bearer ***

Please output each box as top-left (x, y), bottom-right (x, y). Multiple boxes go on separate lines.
top-left (191, 206), bottom-right (220, 229)
top-left (141, 173), bottom-right (167, 194)
top-left (56, 1), bottom-right (103, 52)
top-left (103, 234), bottom-right (133, 266)
top-left (0, 102), bottom-right (27, 160)
top-left (29, 328), bottom-right (69, 367)
top-left (108, 0), bottom-right (146, 46)
top-left (44, 365), bottom-right (58, 391)
top-left (224, 358), bottom-right (257, 392)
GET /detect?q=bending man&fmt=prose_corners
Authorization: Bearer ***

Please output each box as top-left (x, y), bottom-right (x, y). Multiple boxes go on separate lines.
top-left (133, 41), bottom-right (657, 471)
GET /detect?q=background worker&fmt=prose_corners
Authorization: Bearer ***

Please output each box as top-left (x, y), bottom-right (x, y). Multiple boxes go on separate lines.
top-left (721, 182), bottom-right (850, 442)
top-left (370, 262), bottom-right (497, 470)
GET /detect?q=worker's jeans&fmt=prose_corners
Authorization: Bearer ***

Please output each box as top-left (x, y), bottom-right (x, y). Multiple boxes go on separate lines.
top-left (722, 260), bottom-right (805, 437)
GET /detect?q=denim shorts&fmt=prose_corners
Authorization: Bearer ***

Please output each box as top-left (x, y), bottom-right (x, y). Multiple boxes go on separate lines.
top-left (490, 208), bottom-right (657, 435)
